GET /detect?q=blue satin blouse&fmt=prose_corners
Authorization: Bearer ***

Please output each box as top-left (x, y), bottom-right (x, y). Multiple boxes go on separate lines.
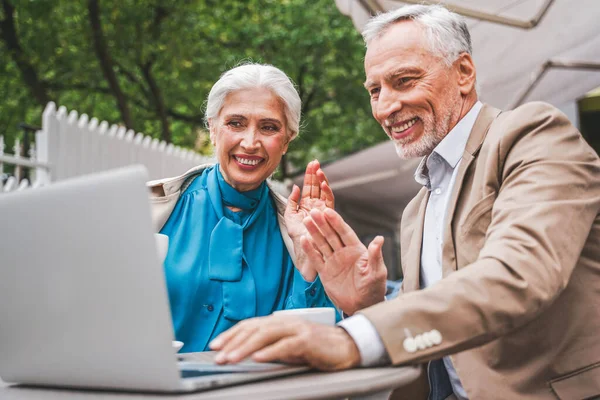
top-left (160, 165), bottom-right (335, 352)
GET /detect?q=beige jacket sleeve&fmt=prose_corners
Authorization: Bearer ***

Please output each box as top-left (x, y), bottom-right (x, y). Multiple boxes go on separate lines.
top-left (360, 103), bottom-right (600, 365)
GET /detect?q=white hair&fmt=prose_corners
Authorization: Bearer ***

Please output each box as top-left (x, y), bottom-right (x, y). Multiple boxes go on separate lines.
top-left (362, 4), bottom-right (472, 66)
top-left (204, 63), bottom-right (301, 140)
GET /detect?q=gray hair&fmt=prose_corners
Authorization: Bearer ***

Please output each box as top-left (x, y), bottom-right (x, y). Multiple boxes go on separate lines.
top-left (362, 4), bottom-right (472, 66)
top-left (204, 63), bottom-right (301, 140)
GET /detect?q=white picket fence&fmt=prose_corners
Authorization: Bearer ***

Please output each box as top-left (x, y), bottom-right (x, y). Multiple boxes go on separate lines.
top-left (42, 102), bottom-right (213, 181)
top-left (0, 135), bottom-right (49, 193)
top-left (1, 102), bottom-right (215, 193)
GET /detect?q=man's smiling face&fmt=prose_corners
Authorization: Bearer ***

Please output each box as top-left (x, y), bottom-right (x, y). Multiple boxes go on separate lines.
top-left (364, 21), bottom-right (465, 159)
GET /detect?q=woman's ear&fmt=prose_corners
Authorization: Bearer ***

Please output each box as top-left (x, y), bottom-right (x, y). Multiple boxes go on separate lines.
top-left (282, 134), bottom-right (291, 155)
top-left (208, 120), bottom-right (216, 147)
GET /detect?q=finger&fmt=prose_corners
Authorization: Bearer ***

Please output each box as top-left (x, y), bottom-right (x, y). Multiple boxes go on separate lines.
top-left (323, 208), bottom-right (362, 247)
top-left (252, 337), bottom-right (304, 364)
top-left (320, 181), bottom-right (335, 209)
top-left (310, 160), bottom-right (320, 199)
top-left (300, 235), bottom-right (325, 265)
top-left (366, 236), bottom-right (385, 273)
top-left (287, 184), bottom-right (300, 212)
top-left (309, 208), bottom-right (344, 251)
top-left (224, 320), bottom-right (296, 364)
top-left (210, 321), bottom-right (246, 350)
top-left (303, 215), bottom-right (333, 257)
top-left (316, 167), bottom-right (330, 186)
top-left (218, 323), bottom-right (261, 358)
top-left (301, 161), bottom-right (314, 200)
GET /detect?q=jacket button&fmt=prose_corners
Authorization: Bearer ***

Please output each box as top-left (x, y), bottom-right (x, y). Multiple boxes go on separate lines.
top-left (207, 305), bottom-right (214, 312)
top-left (415, 334), bottom-right (427, 350)
top-left (403, 337), bottom-right (417, 353)
top-left (428, 329), bottom-right (442, 345)
top-left (309, 288), bottom-right (316, 296)
top-left (422, 333), bottom-right (434, 348)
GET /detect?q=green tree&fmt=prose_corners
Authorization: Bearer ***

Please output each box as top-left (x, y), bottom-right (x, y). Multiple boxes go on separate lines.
top-left (0, 0), bottom-right (383, 178)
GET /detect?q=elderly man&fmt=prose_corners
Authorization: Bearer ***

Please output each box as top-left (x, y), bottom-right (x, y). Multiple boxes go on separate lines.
top-left (210, 5), bottom-right (600, 399)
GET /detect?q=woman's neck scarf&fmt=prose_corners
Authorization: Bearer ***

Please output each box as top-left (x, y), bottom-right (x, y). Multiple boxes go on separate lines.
top-left (207, 165), bottom-right (270, 321)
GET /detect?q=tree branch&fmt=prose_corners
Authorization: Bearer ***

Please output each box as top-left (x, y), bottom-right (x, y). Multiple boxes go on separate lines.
top-left (301, 87), bottom-right (317, 115)
top-left (296, 63), bottom-right (319, 115)
top-left (114, 60), bottom-right (151, 98)
top-left (0, 0), bottom-right (50, 106)
top-left (140, 61), bottom-right (171, 142)
top-left (87, 0), bottom-right (135, 129)
top-left (297, 63), bottom-right (308, 100)
top-left (46, 82), bottom-right (111, 94)
top-left (137, 5), bottom-right (172, 141)
top-left (166, 109), bottom-right (204, 124)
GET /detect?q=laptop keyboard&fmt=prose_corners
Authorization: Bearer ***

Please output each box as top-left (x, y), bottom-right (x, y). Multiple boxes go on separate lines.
top-left (177, 351), bottom-right (288, 373)
top-left (180, 369), bottom-right (239, 378)
top-left (177, 352), bottom-right (216, 363)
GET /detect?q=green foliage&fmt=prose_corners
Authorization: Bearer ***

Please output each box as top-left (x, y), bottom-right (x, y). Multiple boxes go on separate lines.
top-left (0, 0), bottom-right (384, 176)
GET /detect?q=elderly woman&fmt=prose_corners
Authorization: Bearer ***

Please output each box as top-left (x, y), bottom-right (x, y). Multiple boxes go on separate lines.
top-left (148, 63), bottom-right (337, 353)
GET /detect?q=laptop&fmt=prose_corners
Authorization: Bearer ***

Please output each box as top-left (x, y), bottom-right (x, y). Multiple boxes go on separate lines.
top-left (0, 165), bottom-right (308, 393)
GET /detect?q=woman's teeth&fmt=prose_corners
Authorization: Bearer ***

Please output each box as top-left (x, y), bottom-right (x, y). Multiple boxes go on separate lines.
top-left (391, 118), bottom-right (418, 133)
top-left (235, 156), bottom-right (261, 166)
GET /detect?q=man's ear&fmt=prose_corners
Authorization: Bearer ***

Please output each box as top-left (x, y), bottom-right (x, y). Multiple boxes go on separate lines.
top-left (455, 53), bottom-right (477, 96)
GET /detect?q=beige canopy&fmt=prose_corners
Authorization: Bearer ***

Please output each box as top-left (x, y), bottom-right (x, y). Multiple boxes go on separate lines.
top-left (335, 0), bottom-right (600, 109)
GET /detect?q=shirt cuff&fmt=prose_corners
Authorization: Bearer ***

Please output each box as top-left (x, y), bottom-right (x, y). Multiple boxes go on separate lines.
top-left (338, 314), bottom-right (389, 367)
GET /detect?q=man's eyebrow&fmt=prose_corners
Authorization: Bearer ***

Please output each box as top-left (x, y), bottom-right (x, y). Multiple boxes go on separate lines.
top-left (387, 66), bottom-right (421, 79)
top-left (364, 67), bottom-right (422, 89)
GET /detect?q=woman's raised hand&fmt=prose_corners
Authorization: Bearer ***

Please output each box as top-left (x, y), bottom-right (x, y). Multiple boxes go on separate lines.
top-left (284, 160), bottom-right (335, 281)
top-left (285, 160), bottom-right (334, 239)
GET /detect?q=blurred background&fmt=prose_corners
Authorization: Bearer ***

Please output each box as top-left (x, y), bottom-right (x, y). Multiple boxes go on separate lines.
top-left (0, 0), bottom-right (382, 178)
top-left (1, 0), bottom-right (599, 280)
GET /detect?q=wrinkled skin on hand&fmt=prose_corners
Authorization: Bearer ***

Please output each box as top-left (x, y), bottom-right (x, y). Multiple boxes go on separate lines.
top-left (284, 160), bottom-right (334, 281)
top-left (301, 208), bottom-right (388, 315)
top-left (210, 315), bottom-right (361, 371)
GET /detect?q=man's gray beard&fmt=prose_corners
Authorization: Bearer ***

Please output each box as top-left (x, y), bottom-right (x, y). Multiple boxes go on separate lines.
top-left (392, 106), bottom-right (452, 160)
top-left (393, 131), bottom-right (441, 159)
top-left (392, 119), bottom-right (450, 159)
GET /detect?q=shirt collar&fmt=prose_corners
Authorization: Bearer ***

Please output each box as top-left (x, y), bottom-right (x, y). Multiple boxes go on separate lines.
top-left (414, 101), bottom-right (482, 186)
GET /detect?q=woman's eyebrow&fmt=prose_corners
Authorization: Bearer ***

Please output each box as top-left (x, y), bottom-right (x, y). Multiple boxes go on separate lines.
top-left (260, 118), bottom-right (283, 125)
top-left (223, 114), bottom-right (248, 120)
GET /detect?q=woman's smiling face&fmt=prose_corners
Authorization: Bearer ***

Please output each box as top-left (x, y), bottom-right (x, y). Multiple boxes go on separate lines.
top-left (210, 88), bottom-right (290, 192)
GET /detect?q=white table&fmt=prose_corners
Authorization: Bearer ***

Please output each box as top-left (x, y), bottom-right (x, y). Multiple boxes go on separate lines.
top-left (1, 365), bottom-right (421, 400)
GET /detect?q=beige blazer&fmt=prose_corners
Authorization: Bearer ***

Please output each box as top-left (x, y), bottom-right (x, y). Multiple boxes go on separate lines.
top-left (361, 102), bottom-right (600, 399)
top-left (146, 164), bottom-right (298, 265)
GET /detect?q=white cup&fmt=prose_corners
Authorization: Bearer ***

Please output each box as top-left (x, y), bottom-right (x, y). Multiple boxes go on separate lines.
top-left (273, 307), bottom-right (336, 326)
top-left (172, 340), bottom-right (184, 352)
top-left (154, 233), bottom-right (169, 264)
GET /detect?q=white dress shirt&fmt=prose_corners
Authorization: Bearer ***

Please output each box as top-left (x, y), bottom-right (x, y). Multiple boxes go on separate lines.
top-left (339, 102), bottom-right (483, 400)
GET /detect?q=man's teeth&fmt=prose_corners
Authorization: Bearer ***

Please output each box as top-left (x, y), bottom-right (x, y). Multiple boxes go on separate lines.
top-left (391, 118), bottom-right (418, 133)
top-left (235, 156), bottom-right (261, 166)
